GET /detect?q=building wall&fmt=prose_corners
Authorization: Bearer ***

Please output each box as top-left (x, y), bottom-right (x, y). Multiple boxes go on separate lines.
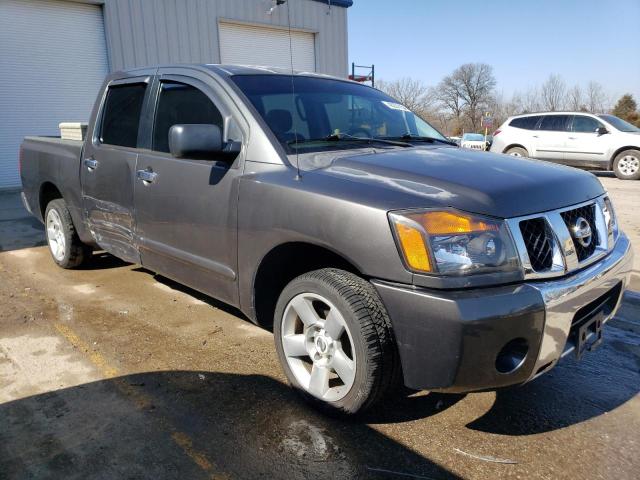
top-left (102, 0), bottom-right (349, 77)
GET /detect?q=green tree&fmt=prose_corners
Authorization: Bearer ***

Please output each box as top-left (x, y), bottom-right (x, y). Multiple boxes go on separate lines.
top-left (611, 94), bottom-right (638, 121)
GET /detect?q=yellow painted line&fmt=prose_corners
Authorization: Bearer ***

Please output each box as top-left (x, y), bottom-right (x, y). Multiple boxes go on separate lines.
top-left (171, 432), bottom-right (215, 471)
top-left (54, 323), bottom-right (119, 378)
top-left (53, 322), bottom-right (222, 478)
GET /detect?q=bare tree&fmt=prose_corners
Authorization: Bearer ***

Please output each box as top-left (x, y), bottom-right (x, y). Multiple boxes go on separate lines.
top-left (436, 63), bottom-right (496, 131)
top-left (522, 86), bottom-right (542, 113)
top-left (485, 91), bottom-right (521, 131)
top-left (586, 81), bottom-right (608, 113)
top-left (376, 77), bottom-right (435, 117)
top-left (541, 74), bottom-right (567, 111)
top-left (567, 84), bottom-right (584, 111)
top-left (435, 74), bottom-right (465, 127)
top-left (504, 91), bottom-right (525, 117)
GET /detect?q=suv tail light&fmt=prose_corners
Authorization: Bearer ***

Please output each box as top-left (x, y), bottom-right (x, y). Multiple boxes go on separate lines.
top-left (493, 129), bottom-right (501, 136)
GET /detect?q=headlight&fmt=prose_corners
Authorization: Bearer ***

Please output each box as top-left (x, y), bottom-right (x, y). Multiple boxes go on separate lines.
top-left (602, 196), bottom-right (618, 240)
top-left (389, 209), bottom-right (520, 275)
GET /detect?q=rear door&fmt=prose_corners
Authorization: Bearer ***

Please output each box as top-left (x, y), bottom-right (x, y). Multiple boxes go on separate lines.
top-left (133, 68), bottom-right (245, 305)
top-left (564, 115), bottom-right (609, 168)
top-left (531, 115), bottom-right (571, 162)
top-left (81, 72), bottom-right (155, 263)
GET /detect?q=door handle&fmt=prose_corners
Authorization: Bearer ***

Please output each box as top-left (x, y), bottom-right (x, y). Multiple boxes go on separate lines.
top-left (137, 168), bottom-right (158, 184)
top-left (532, 135), bottom-right (539, 138)
top-left (568, 136), bottom-right (577, 140)
top-left (84, 158), bottom-right (99, 170)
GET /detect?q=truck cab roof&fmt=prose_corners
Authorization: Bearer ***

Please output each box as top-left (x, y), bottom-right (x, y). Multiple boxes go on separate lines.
top-left (115, 63), bottom-right (356, 84)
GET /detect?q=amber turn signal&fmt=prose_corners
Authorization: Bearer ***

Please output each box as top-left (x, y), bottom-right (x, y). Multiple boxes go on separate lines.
top-left (420, 211), bottom-right (498, 235)
top-left (393, 221), bottom-right (432, 272)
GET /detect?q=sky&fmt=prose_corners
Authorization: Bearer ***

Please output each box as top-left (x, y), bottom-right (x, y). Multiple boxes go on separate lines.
top-left (347, 0), bottom-right (640, 103)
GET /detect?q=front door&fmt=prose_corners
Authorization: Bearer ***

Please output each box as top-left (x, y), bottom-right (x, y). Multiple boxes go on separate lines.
top-left (81, 73), bottom-right (154, 263)
top-left (133, 71), bottom-right (244, 305)
top-left (532, 114), bottom-right (571, 163)
top-left (564, 115), bottom-right (610, 168)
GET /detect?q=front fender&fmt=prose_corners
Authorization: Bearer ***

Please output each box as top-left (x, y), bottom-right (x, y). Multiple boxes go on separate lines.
top-left (236, 163), bottom-right (412, 319)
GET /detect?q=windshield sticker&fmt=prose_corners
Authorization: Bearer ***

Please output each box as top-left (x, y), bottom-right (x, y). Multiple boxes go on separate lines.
top-left (381, 101), bottom-right (411, 112)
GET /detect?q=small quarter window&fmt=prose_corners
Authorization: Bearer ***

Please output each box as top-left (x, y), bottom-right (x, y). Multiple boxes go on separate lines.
top-left (509, 116), bottom-right (539, 130)
top-left (100, 83), bottom-right (147, 147)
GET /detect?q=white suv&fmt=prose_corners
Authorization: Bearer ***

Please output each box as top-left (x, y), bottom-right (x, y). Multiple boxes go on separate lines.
top-left (490, 112), bottom-right (640, 180)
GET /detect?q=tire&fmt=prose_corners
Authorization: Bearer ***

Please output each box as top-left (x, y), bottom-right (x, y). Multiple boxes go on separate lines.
top-left (613, 149), bottom-right (640, 180)
top-left (505, 146), bottom-right (528, 158)
top-left (274, 268), bottom-right (399, 415)
top-left (44, 199), bottom-right (91, 268)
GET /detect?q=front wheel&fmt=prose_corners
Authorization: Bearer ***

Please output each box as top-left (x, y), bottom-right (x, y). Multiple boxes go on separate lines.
top-left (613, 149), bottom-right (640, 180)
top-left (274, 268), bottom-right (398, 415)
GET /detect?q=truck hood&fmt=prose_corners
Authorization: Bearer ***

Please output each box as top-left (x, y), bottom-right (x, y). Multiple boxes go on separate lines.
top-left (313, 146), bottom-right (605, 218)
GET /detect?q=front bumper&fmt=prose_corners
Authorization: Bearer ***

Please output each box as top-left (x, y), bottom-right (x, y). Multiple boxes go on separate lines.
top-left (372, 233), bottom-right (633, 393)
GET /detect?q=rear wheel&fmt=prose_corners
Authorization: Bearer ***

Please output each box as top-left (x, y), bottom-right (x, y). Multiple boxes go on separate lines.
top-left (45, 199), bottom-right (91, 268)
top-left (274, 268), bottom-right (398, 415)
top-left (613, 149), bottom-right (640, 180)
top-left (505, 146), bottom-right (528, 157)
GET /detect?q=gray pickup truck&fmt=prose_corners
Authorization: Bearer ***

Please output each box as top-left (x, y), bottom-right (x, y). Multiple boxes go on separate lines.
top-left (20, 65), bottom-right (633, 414)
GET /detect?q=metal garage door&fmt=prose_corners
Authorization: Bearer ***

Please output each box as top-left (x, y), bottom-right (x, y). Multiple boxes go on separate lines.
top-left (219, 22), bottom-right (316, 72)
top-left (0, 0), bottom-right (109, 189)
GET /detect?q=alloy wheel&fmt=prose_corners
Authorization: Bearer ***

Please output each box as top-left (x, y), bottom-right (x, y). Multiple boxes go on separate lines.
top-left (618, 155), bottom-right (639, 176)
top-left (46, 209), bottom-right (66, 261)
top-left (281, 293), bottom-right (356, 401)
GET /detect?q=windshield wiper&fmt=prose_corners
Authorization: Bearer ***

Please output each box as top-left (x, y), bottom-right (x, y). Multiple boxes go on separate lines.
top-left (288, 133), bottom-right (411, 148)
top-left (386, 134), bottom-right (458, 146)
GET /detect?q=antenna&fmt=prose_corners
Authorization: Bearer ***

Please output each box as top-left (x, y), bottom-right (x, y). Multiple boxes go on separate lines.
top-left (285, 0), bottom-right (301, 179)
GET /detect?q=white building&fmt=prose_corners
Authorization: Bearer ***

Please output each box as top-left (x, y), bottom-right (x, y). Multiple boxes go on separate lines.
top-left (0, 0), bottom-right (353, 189)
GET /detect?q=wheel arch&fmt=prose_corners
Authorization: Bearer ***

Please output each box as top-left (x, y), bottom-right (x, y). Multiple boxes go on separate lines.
top-left (503, 143), bottom-right (528, 155)
top-left (39, 182), bottom-right (64, 219)
top-left (251, 242), bottom-right (362, 329)
top-left (610, 146), bottom-right (640, 170)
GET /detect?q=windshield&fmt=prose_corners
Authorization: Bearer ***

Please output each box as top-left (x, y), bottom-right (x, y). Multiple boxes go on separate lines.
top-left (231, 75), bottom-right (448, 153)
top-left (598, 114), bottom-right (640, 133)
top-left (462, 134), bottom-right (485, 141)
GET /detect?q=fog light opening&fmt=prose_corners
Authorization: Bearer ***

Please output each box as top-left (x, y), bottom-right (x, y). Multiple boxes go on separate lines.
top-left (495, 338), bottom-right (529, 374)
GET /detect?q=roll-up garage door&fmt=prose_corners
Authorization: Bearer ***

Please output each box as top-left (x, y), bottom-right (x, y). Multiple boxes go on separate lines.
top-left (219, 22), bottom-right (316, 72)
top-left (0, 0), bottom-right (109, 188)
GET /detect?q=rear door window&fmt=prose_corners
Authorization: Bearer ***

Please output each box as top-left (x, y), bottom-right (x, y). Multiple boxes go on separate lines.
top-left (538, 115), bottom-right (570, 132)
top-left (100, 83), bottom-right (147, 147)
top-left (152, 81), bottom-right (224, 153)
top-left (571, 115), bottom-right (603, 133)
top-left (509, 116), bottom-right (540, 129)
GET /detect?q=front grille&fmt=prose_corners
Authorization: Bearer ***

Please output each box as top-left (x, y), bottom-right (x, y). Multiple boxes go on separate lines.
top-left (561, 204), bottom-right (598, 261)
top-left (519, 218), bottom-right (554, 271)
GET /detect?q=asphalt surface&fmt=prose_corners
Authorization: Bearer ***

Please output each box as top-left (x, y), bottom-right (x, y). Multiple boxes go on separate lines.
top-left (1, 176), bottom-right (639, 479)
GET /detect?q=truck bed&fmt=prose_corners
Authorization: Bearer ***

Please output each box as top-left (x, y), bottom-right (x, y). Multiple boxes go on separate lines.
top-left (20, 135), bottom-right (85, 233)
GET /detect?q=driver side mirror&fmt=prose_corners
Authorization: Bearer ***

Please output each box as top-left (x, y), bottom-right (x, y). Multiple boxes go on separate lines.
top-left (169, 124), bottom-right (223, 159)
top-left (596, 126), bottom-right (609, 136)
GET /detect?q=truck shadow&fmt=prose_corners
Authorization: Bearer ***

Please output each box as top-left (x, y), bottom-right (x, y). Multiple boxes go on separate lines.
top-left (132, 267), bottom-right (249, 320)
top-left (131, 262), bottom-right (640, 434)
top-left (0, 371), bottom-right (460, 480)
top-left (76, 250), bottom-right (132, 270)
top-left (466, 322), bottom-right (640, 435)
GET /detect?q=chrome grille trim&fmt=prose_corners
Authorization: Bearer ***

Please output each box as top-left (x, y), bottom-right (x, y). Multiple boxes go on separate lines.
top-left (506, 195), bottom-right (616, 280)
